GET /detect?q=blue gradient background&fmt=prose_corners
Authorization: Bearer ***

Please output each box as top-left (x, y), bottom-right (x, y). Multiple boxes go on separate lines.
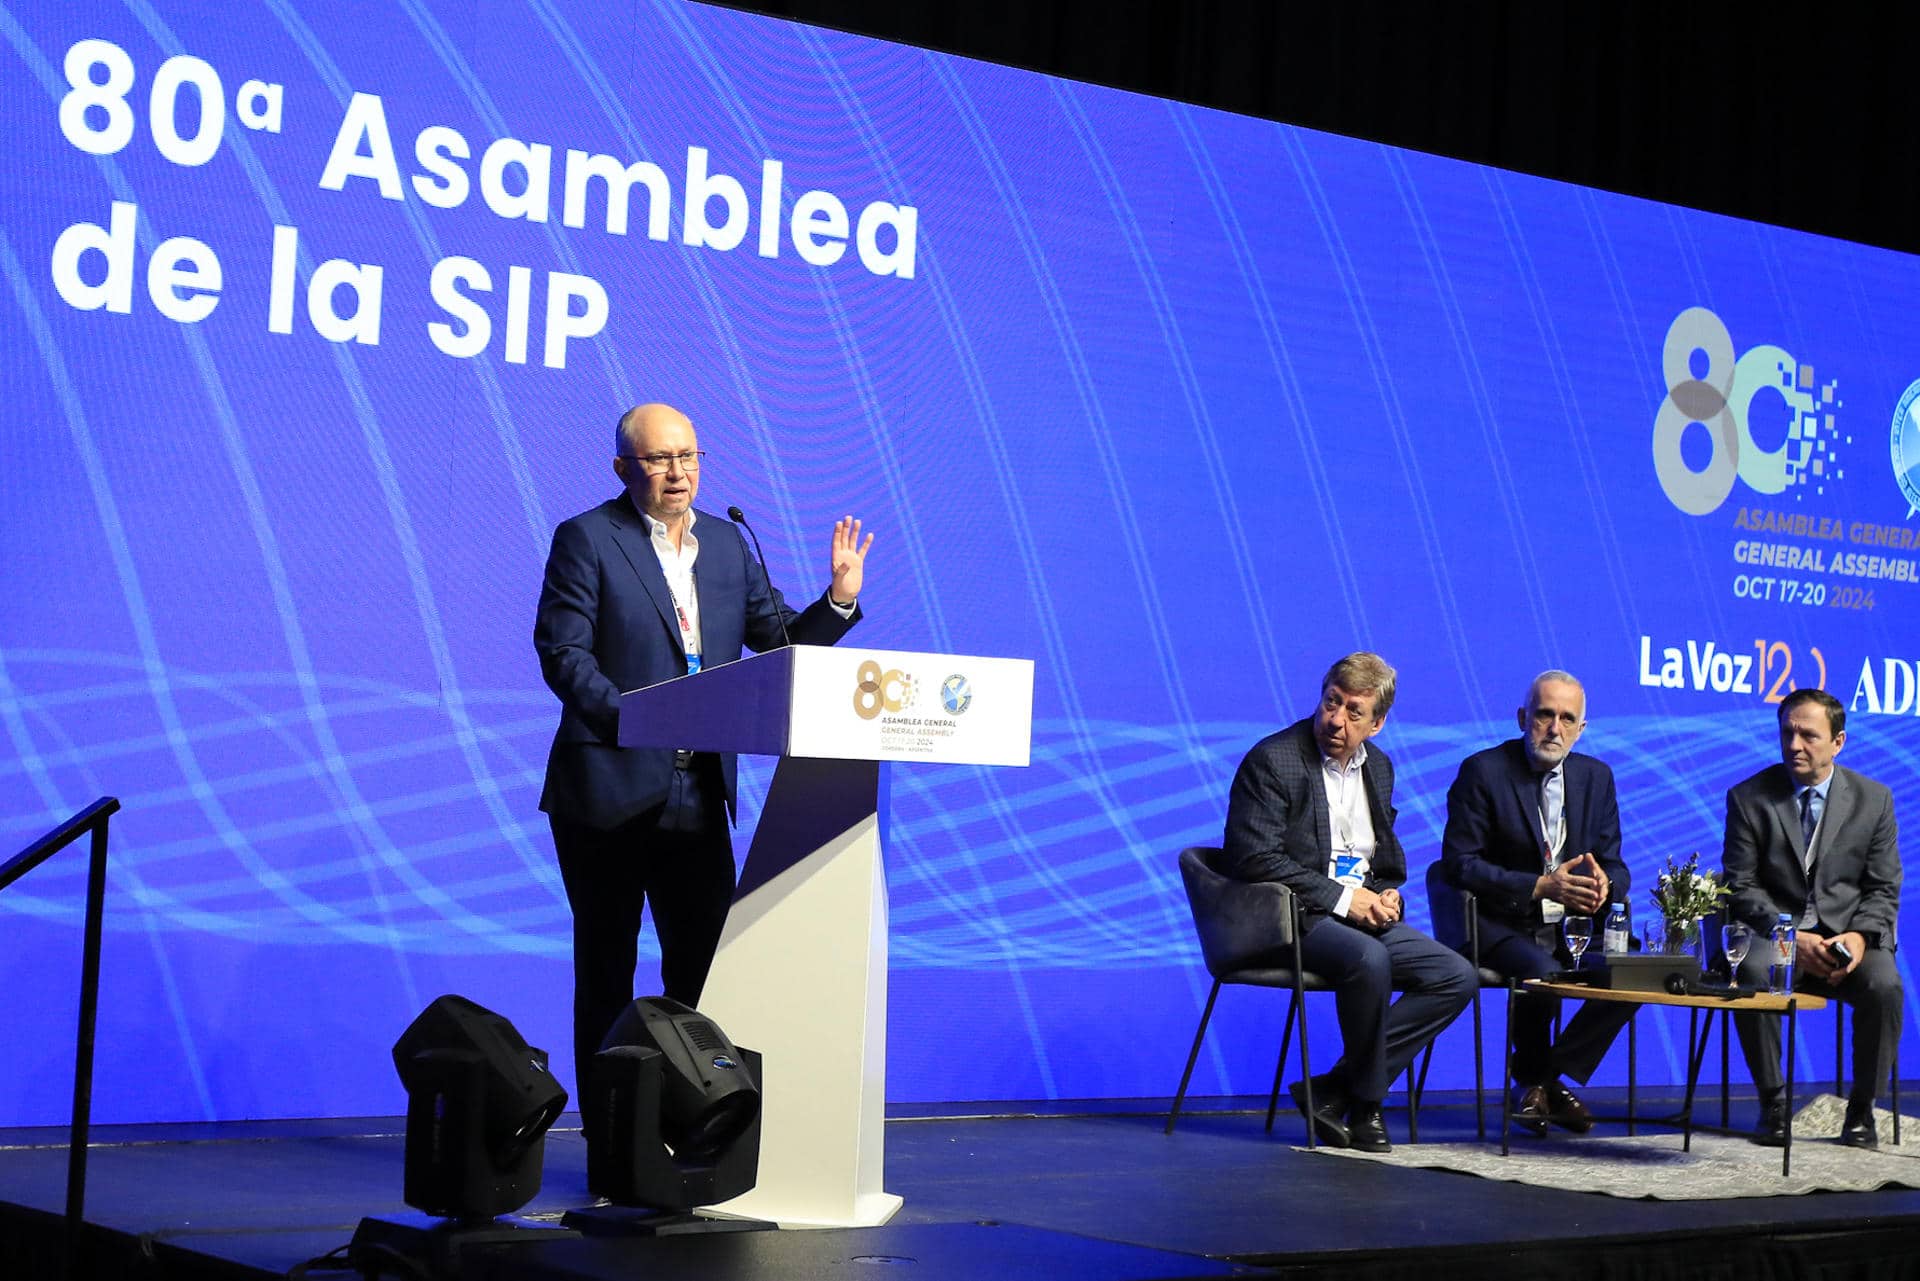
top-left (3, 0), bottom-right (1918, 1124)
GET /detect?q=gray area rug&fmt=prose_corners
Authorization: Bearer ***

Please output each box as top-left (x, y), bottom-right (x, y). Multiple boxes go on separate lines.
top-left (1310, 1095), bottom-right (1919, 1199)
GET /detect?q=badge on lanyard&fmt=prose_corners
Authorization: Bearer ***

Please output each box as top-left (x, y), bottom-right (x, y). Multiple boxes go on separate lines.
top-left (669, 591), bottom-right (700, 676)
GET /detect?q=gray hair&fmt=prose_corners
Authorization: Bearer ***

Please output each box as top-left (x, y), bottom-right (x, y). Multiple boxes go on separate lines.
top-left (1321, 652), bottom-right (1397, 719)
top-left (1526, 669), bottom-right (1587, 718)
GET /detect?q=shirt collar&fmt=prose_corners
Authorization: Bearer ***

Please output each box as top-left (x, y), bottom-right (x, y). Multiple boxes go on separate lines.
top-left (1321, 741), bottom-right (1367, 775)
top-left (631, 497), bottom-right (695, 540)
top-left (1798, 770), bottom-right (1834, 802)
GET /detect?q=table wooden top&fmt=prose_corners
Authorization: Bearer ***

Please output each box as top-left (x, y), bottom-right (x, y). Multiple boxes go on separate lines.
top-left (1521, 978), bottom-right (1828, 1013)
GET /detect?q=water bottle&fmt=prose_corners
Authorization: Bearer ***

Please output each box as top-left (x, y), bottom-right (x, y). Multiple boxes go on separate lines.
top-left (1603, 903), bottom-right (1630, 956)
top-left (1768, 913), bottom-right (1797, 994)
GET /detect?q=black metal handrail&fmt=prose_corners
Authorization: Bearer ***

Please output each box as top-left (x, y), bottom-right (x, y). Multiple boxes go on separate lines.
top-left (4, 796), bottom-right (120, 1277)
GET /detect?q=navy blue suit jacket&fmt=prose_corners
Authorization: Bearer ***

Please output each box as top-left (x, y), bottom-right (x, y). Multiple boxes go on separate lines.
top-left (1221, 717), bottom-right (1405, 918)
top-left (1438, 738), bottom-right (1626, 952)
top-left (535, 498), bottom-right (860, 830)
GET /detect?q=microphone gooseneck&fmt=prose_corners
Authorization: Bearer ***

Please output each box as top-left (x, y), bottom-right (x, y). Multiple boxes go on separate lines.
top-left (728, 505), bottom-right (794, 649)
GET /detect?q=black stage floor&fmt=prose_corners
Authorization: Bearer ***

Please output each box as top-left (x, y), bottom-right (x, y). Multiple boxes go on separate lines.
top-left (4, 1090), bottom-right (1919, 1280)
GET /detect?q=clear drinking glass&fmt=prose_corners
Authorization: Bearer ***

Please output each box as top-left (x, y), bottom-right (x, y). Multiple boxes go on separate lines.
top-left (1563, 915), bottom-right (1593, 963)
top-left (1722, 921), bottom-right (1753, 969)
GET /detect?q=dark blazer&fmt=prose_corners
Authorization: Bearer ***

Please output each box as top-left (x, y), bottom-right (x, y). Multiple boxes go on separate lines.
top-left (1221, 717), bottom-right (1405, 917)
top-left (1438, 739), bottom-right (1626, 951)
top-left (535, 498), bottom-right (860, 830)
top-left (1722, 763), bottom-right (1902, 950)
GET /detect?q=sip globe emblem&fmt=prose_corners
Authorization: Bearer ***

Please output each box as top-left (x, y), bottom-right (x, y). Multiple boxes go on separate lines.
top-left (1893, 379), bottom-right (1920, 518)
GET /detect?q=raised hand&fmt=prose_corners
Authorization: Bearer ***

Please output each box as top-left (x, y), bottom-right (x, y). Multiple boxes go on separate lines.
top-left (829, 515), bottom-right (874, 604)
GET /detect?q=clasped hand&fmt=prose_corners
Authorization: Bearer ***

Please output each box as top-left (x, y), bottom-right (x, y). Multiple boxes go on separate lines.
top-left (1348, 886), bottom-right (1402, 931)
top-left (1539, 852), bottom-right (1609, 915)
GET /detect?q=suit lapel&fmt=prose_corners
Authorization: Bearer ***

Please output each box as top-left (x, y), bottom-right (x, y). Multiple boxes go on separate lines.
top-left (1361, 749), bottom-right (1394, 870)
top-left (1297, 728), bottom-right (1334, 859)
top-left (1812, 769), bottom-right (1852, 887)
top-left (1562, 758), bottom-right (1584, 853)
top-left (1509, 752), bottom-right (1541, 850)
top-left (606, 502), bottom-right (680, 643)
top-left (1767, 769), bottom-right (1810, 892)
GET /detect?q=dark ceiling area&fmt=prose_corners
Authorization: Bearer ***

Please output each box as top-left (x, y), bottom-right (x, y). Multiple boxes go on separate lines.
top-left (712, 1), bottom-right (1919, 258)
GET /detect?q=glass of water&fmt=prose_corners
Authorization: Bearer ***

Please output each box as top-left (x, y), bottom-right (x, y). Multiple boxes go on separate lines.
top-left (1722, 921), bottom-right (1753, 971)
top-left (1563, 915), bottom-right (1593, 964)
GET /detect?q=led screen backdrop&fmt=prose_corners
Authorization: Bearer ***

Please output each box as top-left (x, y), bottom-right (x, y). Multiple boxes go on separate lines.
top-left (3, 0), bottom-right (1918, 1124)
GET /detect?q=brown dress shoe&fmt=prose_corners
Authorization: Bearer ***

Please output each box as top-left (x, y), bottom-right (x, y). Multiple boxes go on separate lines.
top-left (1545, 1080), bottom-right (1596, 1134)
top-left (1510, 1084), bottom-right (1549, 1135)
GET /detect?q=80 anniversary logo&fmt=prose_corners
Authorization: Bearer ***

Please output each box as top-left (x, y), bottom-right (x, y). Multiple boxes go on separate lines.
top-left (1652, 307), bottom-right (1842, 516)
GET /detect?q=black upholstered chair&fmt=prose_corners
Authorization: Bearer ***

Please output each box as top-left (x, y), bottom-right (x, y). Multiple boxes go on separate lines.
top-left (1415, 860), bottom-right (1509, 1140)
top-left (1164, 845), bottom-right (1427, 1147)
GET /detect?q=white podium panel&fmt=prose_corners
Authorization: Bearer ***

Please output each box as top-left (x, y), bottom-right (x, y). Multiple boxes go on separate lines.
top-left (616, 646), bottom-right (1032, 1227)
top-left (785, 646), bottom-right (1033, 765)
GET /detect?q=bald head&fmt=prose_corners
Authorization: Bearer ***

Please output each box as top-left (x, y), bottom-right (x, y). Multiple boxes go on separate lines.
top-left (613, 402), bottom-right (700, 527)
top-left (615, 402), bottom-right (692, 456)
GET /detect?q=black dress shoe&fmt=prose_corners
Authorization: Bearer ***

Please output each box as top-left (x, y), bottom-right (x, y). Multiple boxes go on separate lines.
top-left (1545, 1080), bottom-right (1596, 1134)
top-left (1509, 1084), bottom-right (1550, 1136)
top-left (1346, 1102), bottom-right (1392, 1153)
top-left (1840, 1103), bottom-right (1879, 1149)
top-left (1288, 1078), bottom-right (1349, 1148)
top-left (1751, 1096), bottom-right (1788, 1147)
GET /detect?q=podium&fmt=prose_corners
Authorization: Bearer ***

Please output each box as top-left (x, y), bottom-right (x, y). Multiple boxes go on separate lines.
top-left (618, 645), bottom-right (1033, 1227)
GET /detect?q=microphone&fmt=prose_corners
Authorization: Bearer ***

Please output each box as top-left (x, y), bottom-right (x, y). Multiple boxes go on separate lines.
top-left (1663, 973), bottom-right (1746, 1000)
top-left (728, 505), bottom-right (793, 649)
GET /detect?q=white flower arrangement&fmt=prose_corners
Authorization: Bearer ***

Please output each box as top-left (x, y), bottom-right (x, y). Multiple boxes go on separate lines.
top-left (1649, 851), bottom-right (1729, 923)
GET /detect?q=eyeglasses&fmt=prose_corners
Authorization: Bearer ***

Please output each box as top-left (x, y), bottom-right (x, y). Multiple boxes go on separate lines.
top-left (620, 451), bottom-right (705, 475)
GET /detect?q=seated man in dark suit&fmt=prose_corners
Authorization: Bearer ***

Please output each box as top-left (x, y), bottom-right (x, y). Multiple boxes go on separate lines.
top-left (1724, 688), bottom-right (1903, 1148)
top-left (1439, 669), bottom-right (1633, 1134)
top-left (1222, 652), bottom-right (1476, 1153)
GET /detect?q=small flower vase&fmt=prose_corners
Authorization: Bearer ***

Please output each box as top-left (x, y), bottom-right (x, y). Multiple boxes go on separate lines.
top-left (1659, 914), bottom-right (1706, 968)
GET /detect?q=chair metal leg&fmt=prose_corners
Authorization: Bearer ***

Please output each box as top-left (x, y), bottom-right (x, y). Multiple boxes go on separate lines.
top-left (1166, 980), bottom-right (1221, 1135)
top-left (1294, 985), bottom-right (1318, 1147)
top-left (1405, 1060), bottom-right (1421, 1144)
top-left (1500, 981), bottom-right (1516, 1156)
top-left (1835, 1005), bottom-right (1845, 1098)
top-left (1472, 985), bottom-right (1486, 1141)
top-left (1266, 990), bottom-right (1302, 1136)
top-left (1893, 1048), bottom-right (1902, 1145)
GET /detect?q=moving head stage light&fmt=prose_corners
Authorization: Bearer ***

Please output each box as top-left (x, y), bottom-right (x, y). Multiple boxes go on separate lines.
top-left (394, 993), bottom-right (570, 1218)
top-left (574, 996), bottom-right (764, 1229)
top-left (350, 996), bottom-right (575, 1276)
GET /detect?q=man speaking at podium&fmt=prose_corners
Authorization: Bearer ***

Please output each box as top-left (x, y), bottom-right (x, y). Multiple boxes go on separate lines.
top-left (535, 402), bottom-right (872, 1140)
